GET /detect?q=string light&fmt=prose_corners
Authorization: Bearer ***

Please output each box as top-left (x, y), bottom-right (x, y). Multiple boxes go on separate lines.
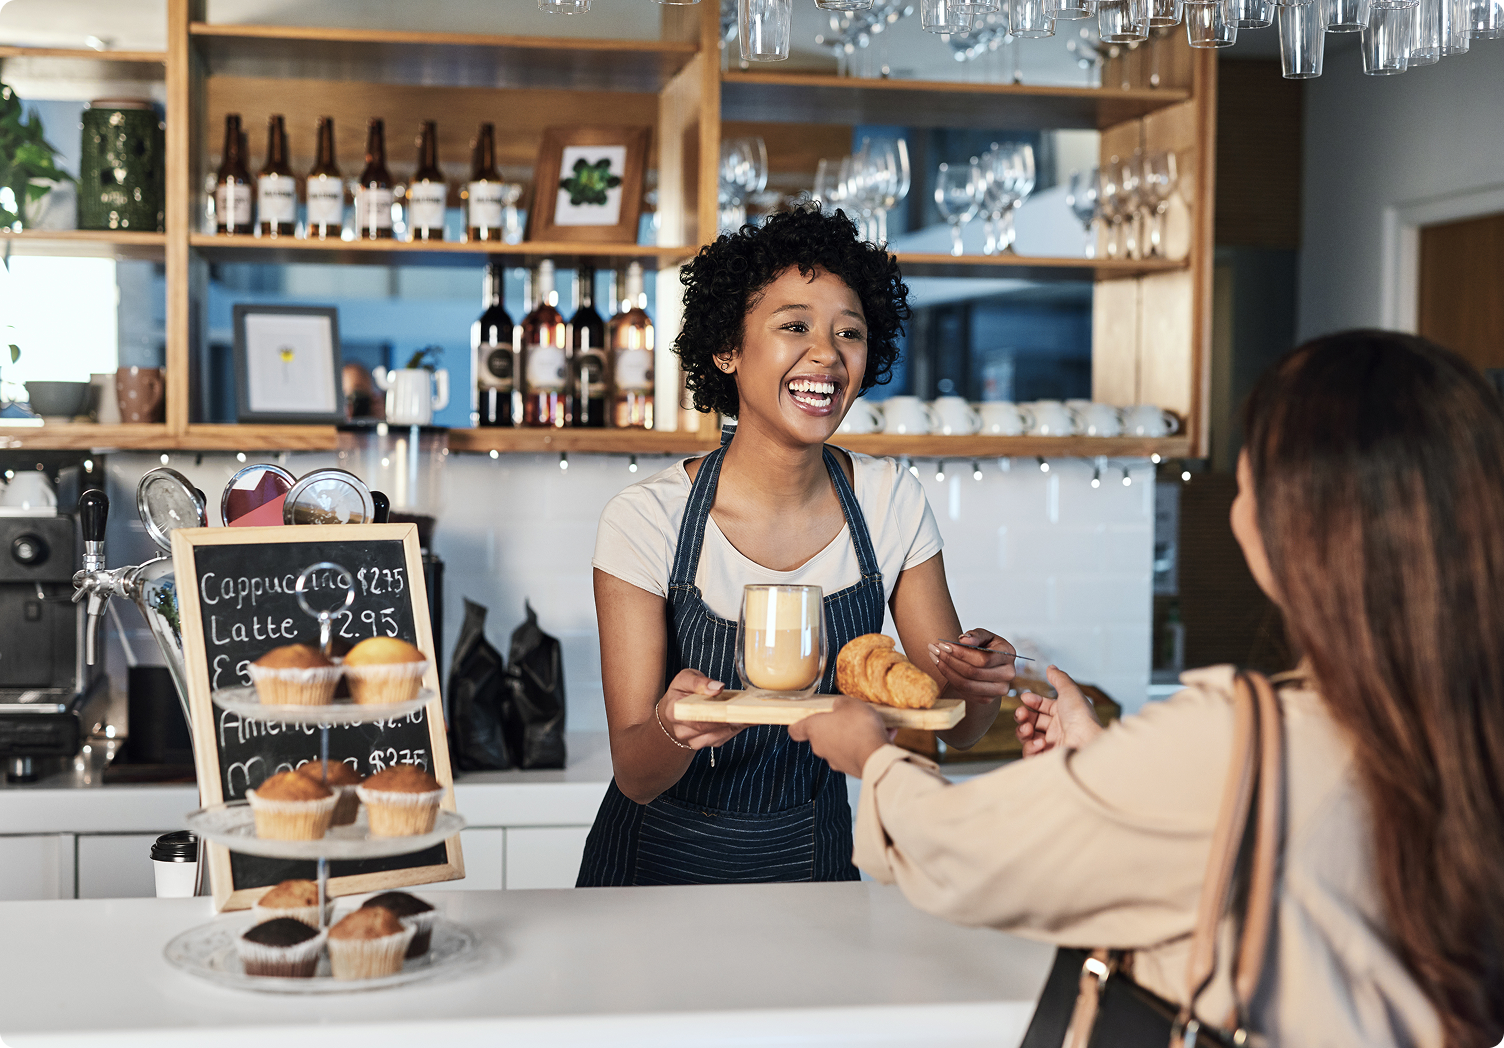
top-left (1150, 453), bottom-right (1162, 464)
top-left (235, 452), bottom-right (246, 463)
top-left (1037, 456), bottom-right (1049, 473)
top-left (971, 460), bottom-right (982, 481)
top-left (628, 455), bottom-right (638, 473)
top-left (159, 454), bottom-right (170, 465)
top-left (935, 461), bottom-right (946, 482)
top-left (1122, 468), bottom-right (1133, 487)
top-left (997, 456), bottom-right (1011, 473)
top-left (559, 452), bottom-right (569, 471)
top-left (489, 449), bottom-right (499, 459)
top-left (83, 459), bottom-right (93, 473)
top-left (1091, 466), bottom-right (1101, 488)
top-left (1181, 470), bottom-right (1191, 482)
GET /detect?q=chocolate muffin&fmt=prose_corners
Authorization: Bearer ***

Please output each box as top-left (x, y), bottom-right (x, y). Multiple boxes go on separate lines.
top-left (237, 917), bottom-right (325, 978)
top-left (362, 891), bottom-right (437, 958)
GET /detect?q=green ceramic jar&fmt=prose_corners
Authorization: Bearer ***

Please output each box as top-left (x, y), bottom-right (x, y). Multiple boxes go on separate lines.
top-left (78, 100), bottom-right (165, 232)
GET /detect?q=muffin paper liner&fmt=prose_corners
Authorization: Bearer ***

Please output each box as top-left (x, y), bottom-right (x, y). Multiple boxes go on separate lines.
top-left (327, 784), bottom-right (360, 826)
top-left (344, 660), bottom-right (429, 705)
top-left (251, 898), bottom-right (334, 929)
top-left (245, 789), bottom-right (338, 840)
top-left (247, 663), bottom-right (343, 706)
top-left (398, 910), bottom-right (438, 958)
top-left (327, 924), bottom-right (417, 980)
top-left (236, 927), bottom-right (327, 978)
top-left (355, 785), bottom-right (445, 837)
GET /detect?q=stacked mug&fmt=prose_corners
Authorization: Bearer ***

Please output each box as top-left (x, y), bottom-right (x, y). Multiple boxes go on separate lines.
top-left (836, 397), bottom-right (1180, 438)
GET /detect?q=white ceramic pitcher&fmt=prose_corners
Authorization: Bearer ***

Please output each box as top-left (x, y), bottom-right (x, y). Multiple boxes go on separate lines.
top-left (374, 366), bottom-right (449, 426)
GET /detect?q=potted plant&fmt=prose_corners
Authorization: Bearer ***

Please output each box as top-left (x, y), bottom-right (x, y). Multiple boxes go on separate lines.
top-left (0, 80), bottom-right (76, 230)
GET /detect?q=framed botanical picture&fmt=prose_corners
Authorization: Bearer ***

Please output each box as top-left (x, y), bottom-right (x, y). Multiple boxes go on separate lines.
top-left (528, 125), bottom-right (651, 244)
top-left (232, 304), bottom-right (345, 424)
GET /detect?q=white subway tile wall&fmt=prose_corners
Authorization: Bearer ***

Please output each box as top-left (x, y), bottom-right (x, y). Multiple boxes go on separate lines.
top-left (103, 450), bottom-right (1155, 736)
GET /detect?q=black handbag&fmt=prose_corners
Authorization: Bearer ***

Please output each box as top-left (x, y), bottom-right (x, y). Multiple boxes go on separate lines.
top-left (1020, 671), bottom-right (1285, 1048)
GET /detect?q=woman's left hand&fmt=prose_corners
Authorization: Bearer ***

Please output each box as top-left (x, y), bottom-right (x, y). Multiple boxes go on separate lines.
top-left (926, 627), bottom-right (1019, 704)
top-left (789, 695), bottom-right (893, 778)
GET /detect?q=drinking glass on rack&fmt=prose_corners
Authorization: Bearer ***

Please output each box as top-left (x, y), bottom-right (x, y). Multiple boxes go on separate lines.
top-left (1065, 167), bottom-right (1101, 258)
top-left (1012, 0), bottom-right (1060, 35)
top-left (740, 0), bottom-right (794, 61)
top-left (1362, 2), bottom-right (1413, 72)
top-left (736, 585), bottom-right (827, 697)
top-left (1187, 0), bottom-right (1239, 45)
top-left (719, 137), bottom-right (768, 233)
top-left (1278, 1), bottom-right (1326, 75)
top-left (1058, 0), bottom-right (1095, 18)
top-left (814, 157), bottom-right (848, 213)
top-left (1117, 152), bottom-right (1143, 259)
top-left (1463, 0), bottom-right (1502, 37)
top-left (1149, 0), bottom-right (1184, 25)
top-left (817, 0), bottom-right (876, 9)
top-left (922, 0), bottom-right (977, 31)
top-left (1099, 0), bottom-right (1150, 40)
top-left (980, 145), bottom-right (1017, 256)
top-left (875, 138), bottom-right (910, 245)
top-left (1139, 151), bottom-right (1177, 256)
top-left (1003, 143), bottom-right (1035, 254)
top-left (1324, 0), bottom-right (1365, 30)
top-left (934, 160), bottom-right (983, 257)
top-left (1230, 0), bottom-right (1274, 27)
top-left (1098, 158), bottom-right (1125, 258)
top-left (1441, 0), bottom-right (1470, 52)
top-left (1409, 0), bottom-right (1441, 62)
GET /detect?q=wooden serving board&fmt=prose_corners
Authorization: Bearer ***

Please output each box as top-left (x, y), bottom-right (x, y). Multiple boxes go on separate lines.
top-left (675, 690), bottom-right (966, 730)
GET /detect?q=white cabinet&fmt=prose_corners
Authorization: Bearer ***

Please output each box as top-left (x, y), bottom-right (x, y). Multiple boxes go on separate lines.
top-left (0, 834), bottom-right (74, 900)
top-left (424, 828), bottom-right (505, 892)
top-left (77, 833), bottom-right (167, 899)
top-left (504, 826), bottom-right (590, 890)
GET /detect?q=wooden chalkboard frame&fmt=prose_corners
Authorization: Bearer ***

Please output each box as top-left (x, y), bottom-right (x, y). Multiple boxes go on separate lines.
top-left (172, 523), bottom-right (463, 912)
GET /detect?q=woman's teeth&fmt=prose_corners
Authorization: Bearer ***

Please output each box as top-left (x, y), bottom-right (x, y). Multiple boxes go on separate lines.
top-left (789, 379), bottom-right (836, 408)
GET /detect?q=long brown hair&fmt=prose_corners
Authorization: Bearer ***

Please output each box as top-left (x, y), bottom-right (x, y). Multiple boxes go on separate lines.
top-left (1243, 330), bottom-right (1504, 1047)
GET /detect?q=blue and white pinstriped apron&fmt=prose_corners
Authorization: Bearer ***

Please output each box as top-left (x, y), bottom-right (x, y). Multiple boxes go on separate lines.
top-left (576, 428), bottom-right (885, 886)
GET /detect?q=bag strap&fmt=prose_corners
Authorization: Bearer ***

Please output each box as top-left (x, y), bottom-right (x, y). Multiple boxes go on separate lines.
top-left (1175, 670), bottom-right (1286, 1043)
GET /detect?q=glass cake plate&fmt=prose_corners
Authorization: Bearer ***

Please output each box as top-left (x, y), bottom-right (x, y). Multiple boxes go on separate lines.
top-left (211, 686), bottom-right (435, 725)
top-left (186, 801), bottom-right (465, 860)
top-left (165, 917), bottom-right (484, 994)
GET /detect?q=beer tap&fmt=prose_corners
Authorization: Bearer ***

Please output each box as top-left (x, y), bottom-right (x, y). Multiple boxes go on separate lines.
top-left (72, 488), bottom-right (129, 667)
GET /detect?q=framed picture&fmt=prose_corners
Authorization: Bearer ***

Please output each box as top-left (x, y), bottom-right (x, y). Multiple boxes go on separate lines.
top-left (232, 304), bottom-right (344, 424)
top-left (528, 125), bottom-right (651, 244)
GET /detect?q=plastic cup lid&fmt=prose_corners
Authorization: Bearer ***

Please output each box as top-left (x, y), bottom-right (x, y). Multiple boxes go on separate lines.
top-left (151, 830), bottom-right (199, 862)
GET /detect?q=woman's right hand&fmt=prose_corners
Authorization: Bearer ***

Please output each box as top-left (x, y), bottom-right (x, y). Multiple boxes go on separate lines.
top-left (658, 668), bottom-right (746, 751)
top-left (1014, 664), bottom-right (1105, 757)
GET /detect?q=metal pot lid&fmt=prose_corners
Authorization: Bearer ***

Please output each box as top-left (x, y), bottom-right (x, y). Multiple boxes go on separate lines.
top-left (221, 463), bottom-right (296, 526)
top-left (283, 468), bottom-right (374, 526)
top-left (136, 467), bottom-right (208, 550)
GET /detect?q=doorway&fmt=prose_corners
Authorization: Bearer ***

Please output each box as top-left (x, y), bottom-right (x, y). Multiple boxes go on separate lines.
top-left (1417, 211), bottom-right (1504, 370)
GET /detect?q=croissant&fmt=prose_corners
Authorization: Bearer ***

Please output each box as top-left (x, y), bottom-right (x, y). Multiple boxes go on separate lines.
top-left (834, 633), bottom-right (940, 710)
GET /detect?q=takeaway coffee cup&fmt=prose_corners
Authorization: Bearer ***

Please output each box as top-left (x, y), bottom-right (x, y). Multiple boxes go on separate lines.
top-left (930, 396), bottom-right (982, 436)
top-left (837, 399), bottom-right (884, 434)
top-left (151, 830), bottom-right (199, 897)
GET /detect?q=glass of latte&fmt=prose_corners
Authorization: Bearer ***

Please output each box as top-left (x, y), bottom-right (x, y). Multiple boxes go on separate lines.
top-left (736, 585), bottom-right (826, 697)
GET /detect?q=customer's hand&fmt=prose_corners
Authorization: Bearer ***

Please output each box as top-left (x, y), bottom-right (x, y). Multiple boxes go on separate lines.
top-left (927, 627), bottom-right (1019, 704)
top-left (789, 695), bottom-right (894, 778)
top-left (659, 669), bottom-right (745, 751)
top-left (1014, 665), bottom-right (1105, 757)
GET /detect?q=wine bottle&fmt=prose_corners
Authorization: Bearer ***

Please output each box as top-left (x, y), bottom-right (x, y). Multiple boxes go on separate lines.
top-left (465, 122), bottom-right (505, 243)
top-left (569, 265), bottom-right (609, 428)
top-left (355, 118), bottom-right (394, 240)
top-left (407, 120), bottom-right (447, 242)
top-left (610, 262), bottom-right (655, 429)
top-left (214, 113), bottom-right (253, 236)
top-left (521, 260), bottom-right (569, 428)
top-left (305, 117), bottom-right (344, 240)
top-left (473, 263), bottom-right (516, 427)
top-left (256, 114), bottom-right (295, 238)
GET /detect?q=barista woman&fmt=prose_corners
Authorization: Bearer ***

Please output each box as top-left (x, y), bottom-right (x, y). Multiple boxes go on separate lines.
top-left (578, 205), bottom-right (1017, 886)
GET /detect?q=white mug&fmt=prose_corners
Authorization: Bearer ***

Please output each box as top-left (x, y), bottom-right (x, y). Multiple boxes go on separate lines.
top-left (1, 471), bottom-right (57, 510)
top-left (1071, 402), bottom-right (1124, 438)
top-left (837, 399), bottom-right (884, 435)
top-left (1122, 405), bottom-right (1181, 437)
top-left (977, 402), bottom-right (1035, 436)
top-left (91, 372), bottom-right (122, 425)
top-left (374, 366), bottom-right (450, 427)
top-left (882, 396), bottom-right (937, 436)
top-left (930, 396), bottom-right (981, 436)
top-left (1027, 400), bottom-right (1078, 437)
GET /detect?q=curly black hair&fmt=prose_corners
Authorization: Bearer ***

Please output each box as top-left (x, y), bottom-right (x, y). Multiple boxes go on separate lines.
top-left (673, 203), bottom-right (911, 418)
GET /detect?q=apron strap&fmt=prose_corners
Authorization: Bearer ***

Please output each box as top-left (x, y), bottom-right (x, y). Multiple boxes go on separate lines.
top-left (822, 446), bottom-right (881, 581)
top-left (669, 443), bottom-right (728, 588)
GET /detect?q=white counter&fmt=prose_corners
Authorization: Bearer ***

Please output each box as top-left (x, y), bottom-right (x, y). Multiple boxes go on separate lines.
top-left (0, 882), bottom-right (1054, 1048)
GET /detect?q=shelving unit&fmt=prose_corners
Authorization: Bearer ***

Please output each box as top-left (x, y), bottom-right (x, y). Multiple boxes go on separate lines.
top-left (3, 0), bottom-right (1214, 460)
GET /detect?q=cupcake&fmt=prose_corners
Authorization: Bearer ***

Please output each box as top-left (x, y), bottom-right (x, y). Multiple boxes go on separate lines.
top-left (252, 879), bottom-right (332, 928)
top-left (246, 771), bottom-right (337, 840)
top-left (298, 759), bottom-right (362, 826)
top-left (362, 891), bottom-right (437, 958)
top-left (342, 637), bottom-right (428, 705)
top-left (356, 764), bottom-right (444, 837)
top-left (247, 644), bottom-right (341, 706)
top-left (326, 905), bottom-right (415, 980)
top-left (237, 917), bottom-right (325, 978)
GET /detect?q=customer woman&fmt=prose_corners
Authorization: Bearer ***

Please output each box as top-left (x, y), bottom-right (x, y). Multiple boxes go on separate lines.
top-left (793, 331), bottom-right (1504, 1046)
top-left (578, 205), bottom-right (1016, 886)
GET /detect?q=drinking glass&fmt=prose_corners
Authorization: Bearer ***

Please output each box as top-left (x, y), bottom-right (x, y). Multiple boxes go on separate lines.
top-left (736, 585), bottom-right (827, 697)
top-left (1278, 1), bottom-right (1326, 74)
top-left (1139, 151), bottom-right (1177, 255)
top-left (1149, 0), bottom-right (1185, 25)
top-left (1099, 0), bottom-right (1150, 38)
top-left (934, 160), bottom-right (982, 257)
top-left (1003, 143), bottom-right (1035, 254)
top-left (1362, 2), bottom-right (1413, 71)
top-left (867, 138), bottom-right (909, 245)
top-left (817, 0), bottom-right (876, 9)
top-left (740, 0), bottom-right (794, 61)
top-left (539, 0), bottom-right (591, 11)
top-left (1098, 158), bottom-right (1124, 257)
top-left (1410, 0), bottom-right (1442, 61)
top-left (1324, 0), bottom-right (1364, 29)
top-left (1187, 3), bottom-right (1237, 48)
top-left (1117, 152), bottom-right (1143, 259)
top-left (1058, 0), bottom-right (1095, 17)
top-left (980, 145), bottom-right (1012, 255)
top-left (1012, 0), bottom-right (1060, 36)
top-left (814, 157), bottom-right (848, 213)
top-left (1230, 0), bottom-right (1274, 27)
top-left (923, 0), bottom-right (977, 30)
top-left (1463, 0), bottom-right (1502, 35)
top-left (1442, 0), bottom-right (1471, 50)
top-left (1065, 167), bottom-right (1101, 258)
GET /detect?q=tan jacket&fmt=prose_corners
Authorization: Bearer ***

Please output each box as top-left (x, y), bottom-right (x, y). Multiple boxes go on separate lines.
top-left (854, 665), bottom-right (1441, 1047)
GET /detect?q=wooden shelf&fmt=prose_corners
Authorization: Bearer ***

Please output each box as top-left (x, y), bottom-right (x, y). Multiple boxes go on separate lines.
top-left (890, 253), bottom-right (1186, 281)
top-left (449, 428), bottom-right (717, 455)
top-left (189, 23), bottom-right (699, 93)
top-left (0, 423), bottom-right (176, 451)
top-left (0, 46), bottom-right (167, 64)
top-left (188, 233), bottom-right (693, 269)
top-left (181, 425), bottom-right (340, 451)
top-left (721, 73), bottom-right (1191, 131)
top-left (0, 229), bottom-right (166, 259)
top-left (831, 434), bottom-right (1193, 459)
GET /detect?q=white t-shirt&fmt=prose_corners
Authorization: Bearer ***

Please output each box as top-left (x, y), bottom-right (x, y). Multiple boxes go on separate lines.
top-left (592, 451), bottom-right (944, 620)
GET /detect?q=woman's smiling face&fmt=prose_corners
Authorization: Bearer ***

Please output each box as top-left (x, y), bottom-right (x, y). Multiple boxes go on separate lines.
top-left (721, 265), bottom-right (869, 446)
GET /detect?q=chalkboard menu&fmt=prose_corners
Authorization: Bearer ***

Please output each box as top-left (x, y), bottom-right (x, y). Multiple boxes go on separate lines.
top-left (172, 524), bottom-right (462, 912)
